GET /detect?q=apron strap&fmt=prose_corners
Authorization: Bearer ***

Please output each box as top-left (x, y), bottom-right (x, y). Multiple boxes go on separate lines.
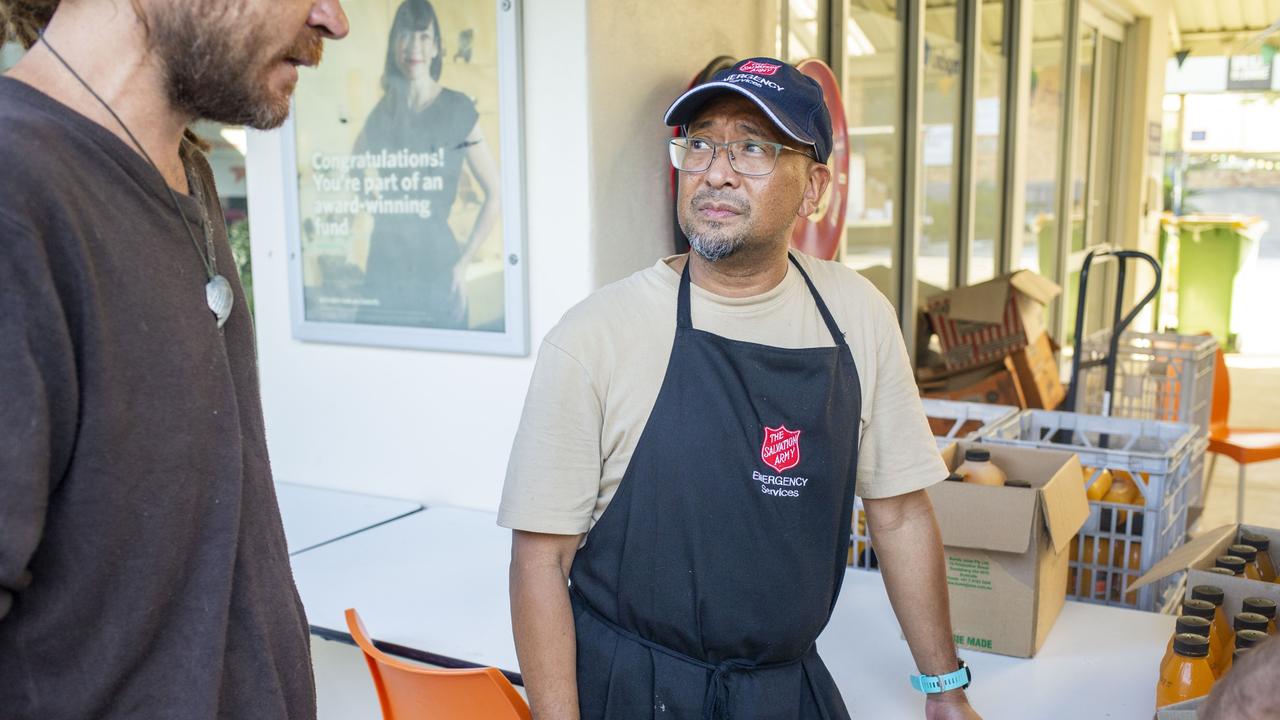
top-left (787, 253), bottom-right (849, 350)
top-left (570, 586), bottom-right (803, 720)
top-left (677, 253), bottom-right (850, 350)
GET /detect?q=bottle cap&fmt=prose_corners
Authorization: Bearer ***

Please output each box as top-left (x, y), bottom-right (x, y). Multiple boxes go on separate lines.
top-left (1174, 615), bottom-right (1211, 638)
top-left (1240, 531), bottom-right (1270, 552)
top-left (1236, 629), bottom-right (1269, 650)
top-left (1229, 544), bottom-right (1259, 563)
top-left (1181, 599), bottom-right (1216, 621)
top-left (1234, 612), bottom-right (1270, 633)
top-left (1191, 585), bottom-right (1224, 607)
top-left (964, 448), bottom-right (991, 462)
top-left (1215, 555), bottom-right (1247, 575)
top-left (1243, 597), bottom-right (1276, 620)
top-left (1205, 567), bottom-right (1236, 576)
top-left (1173, 633), bottom-right (1210, 658)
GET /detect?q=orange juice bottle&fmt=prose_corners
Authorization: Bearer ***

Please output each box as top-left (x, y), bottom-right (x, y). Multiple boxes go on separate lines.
top-left (1215, 555), bottom-right (1247, 577)
top-left (1156, 633), bottom-right (1216, 709)
top-left (1234, 612), bottom-right (1270, 635)
top-left (956, 449), bottom-right (1006, 486)
top-left (1220, 629), bottom-right (1269, 676)
top-left (1240, 531), bottom-right (1276, 582)
top-left (1160, 615), bottom-right (1212, 671)
top-left (1110, 540), bottom-right (1143, 604)
top-left (1102, 471), bottom-right (1143, 530)
top-left (1082, 466), bottom-right (1113, 501)
top-left (1183, 595), bottom-right (1229, 676)
top-left (1243, 597), bottom-right (1277, 635)
top-left (1073, 537), bottom-right (1110, 600)
top-left (1228, 544), bottom-right (1264, 581)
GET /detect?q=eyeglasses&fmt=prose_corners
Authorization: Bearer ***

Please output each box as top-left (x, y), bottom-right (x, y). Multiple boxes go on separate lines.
top-left (668, 137), bottom-right (815, 176)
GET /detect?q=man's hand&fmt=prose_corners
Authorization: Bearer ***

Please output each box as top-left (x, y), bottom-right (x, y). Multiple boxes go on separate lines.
top-left (926, 691), bottom-right (983, 719)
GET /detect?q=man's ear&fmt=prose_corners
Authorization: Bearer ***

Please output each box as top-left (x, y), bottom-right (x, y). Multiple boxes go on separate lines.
top-left (798, 162), bottom-right (832, 218)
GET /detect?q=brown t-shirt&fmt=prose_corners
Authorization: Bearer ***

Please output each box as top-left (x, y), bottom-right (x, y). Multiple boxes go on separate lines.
top-left (0, 77), bottom-right (313, 719)
top-left (499, 253), bottom-right (947, 537)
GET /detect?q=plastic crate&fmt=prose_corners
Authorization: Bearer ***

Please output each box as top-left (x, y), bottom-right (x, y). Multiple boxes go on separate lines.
top-left (1074, 331), bottom-right (1216, 437)
top-left (922, 398), bottom-right (1019, 449)
top-left (1073, 331), bottom-right (1215, 507)
top-left (848, 498), bottom-right (877, 571)
top-left (978, 410), bottom-right (1197, 612)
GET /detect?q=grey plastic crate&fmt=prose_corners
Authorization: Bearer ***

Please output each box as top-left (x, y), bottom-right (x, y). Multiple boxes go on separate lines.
top-left (1074, 331), bottom-right (1216, 437)
top-left (1074, 331), bottom-right (1216, 507)
top-left (978, 410), bottom-right (1196, 612)
top-left (922, 398), bottom-right (1019, 450)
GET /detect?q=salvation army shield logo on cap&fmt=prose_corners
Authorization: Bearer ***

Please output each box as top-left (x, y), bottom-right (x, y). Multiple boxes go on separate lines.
top-left (761, 426), bottom-right (802, 473)
top-left (738, 60), bottom-right (781, 76)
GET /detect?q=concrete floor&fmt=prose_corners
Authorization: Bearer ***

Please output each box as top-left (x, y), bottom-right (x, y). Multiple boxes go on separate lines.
top-left (1194, 355), bottom-right (1280, 532)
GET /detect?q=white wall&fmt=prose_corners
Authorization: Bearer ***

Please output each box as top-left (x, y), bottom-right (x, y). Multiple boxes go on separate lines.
top-left (248, 1), bottom-right (781, 508)
top-left (247, 0), bottom-right (594, 510)
top-left (585, 1), bottom-right (778, 285)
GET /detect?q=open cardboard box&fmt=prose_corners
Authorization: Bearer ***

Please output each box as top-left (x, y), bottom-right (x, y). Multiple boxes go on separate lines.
top-left (928, 442), bottom-right (1089, 657)
top-left (1128, 523), bottom-right (1280, 619)
top-left (925, 270), bottom-right (1061, 371)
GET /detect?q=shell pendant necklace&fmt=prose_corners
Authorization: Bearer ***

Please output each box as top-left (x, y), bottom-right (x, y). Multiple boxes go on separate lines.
top-left (39, 33), bottom-right (234, 328)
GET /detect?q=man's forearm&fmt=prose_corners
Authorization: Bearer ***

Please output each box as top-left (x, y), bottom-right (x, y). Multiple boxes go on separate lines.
top-left (510, 560), bottom-right (579, 720)
top-left (865, 490), bottom-right (963, 681)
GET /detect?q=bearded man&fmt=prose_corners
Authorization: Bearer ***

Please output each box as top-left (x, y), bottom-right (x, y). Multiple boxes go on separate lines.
top-left (0, 1), bottom-right (347, 718)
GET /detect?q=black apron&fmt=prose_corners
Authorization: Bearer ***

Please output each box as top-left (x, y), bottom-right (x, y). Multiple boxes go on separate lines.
top-left (569, 254), bottom-right (862, 719)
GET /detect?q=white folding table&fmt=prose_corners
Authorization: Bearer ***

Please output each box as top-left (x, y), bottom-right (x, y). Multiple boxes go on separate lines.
top-left (290, 505), bottom-right (1176, 717)
top-left (273, 481), bottom-right (423, 555)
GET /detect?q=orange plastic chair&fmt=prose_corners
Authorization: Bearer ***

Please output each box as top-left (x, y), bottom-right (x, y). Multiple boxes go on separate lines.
top-left (345, 608), bottom-right (531, 720)
top-left (1206, 348), bottom-right (1280, 523)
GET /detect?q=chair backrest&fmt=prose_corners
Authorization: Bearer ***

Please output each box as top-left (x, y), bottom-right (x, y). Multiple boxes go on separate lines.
top-left (345, 608), bottom-right (531, 720)
top-left (1210, 346), bottom-right (1231, 440)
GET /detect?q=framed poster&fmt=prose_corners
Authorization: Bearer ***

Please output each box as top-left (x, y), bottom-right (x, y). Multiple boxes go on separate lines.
top-left (283, 0), bottom-right (527, 355)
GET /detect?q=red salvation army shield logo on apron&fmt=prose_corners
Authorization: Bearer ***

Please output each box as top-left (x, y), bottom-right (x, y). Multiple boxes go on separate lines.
top-left (761, 426), bottom-right (802, 472)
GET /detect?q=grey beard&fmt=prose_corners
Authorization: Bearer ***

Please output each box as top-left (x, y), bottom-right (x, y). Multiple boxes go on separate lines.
top-left (687, 232), bottom-right (745, 262)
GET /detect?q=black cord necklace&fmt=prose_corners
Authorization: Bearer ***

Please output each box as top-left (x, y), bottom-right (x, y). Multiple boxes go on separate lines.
top-left (38, 32), bottom-right (234, 328)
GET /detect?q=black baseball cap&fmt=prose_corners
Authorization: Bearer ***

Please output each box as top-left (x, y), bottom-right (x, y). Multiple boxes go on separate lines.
top-left (663, 57), bottom-right (833, 163)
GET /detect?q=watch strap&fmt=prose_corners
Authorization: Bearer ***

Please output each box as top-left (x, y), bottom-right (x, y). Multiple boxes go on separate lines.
top-left (910, 660), bottom-right (971, 694)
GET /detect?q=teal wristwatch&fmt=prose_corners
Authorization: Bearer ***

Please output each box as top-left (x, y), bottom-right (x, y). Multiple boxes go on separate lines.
top-left (910, 660), bottom-right (971, 694)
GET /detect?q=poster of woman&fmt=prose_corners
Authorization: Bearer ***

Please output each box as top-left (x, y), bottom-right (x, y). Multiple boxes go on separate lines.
top-left (290, 0), bottom-right (525, 353)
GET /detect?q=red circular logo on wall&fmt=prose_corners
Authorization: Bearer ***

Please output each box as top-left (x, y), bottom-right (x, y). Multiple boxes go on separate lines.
top-left (761, 426), bottom-right (802, 473)
top-left (790, 58), bottom-right (849, 261)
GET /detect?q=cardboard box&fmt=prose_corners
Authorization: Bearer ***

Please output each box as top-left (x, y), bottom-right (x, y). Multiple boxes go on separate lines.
top-left (926, 270), bottom-right (1061, 371)
top-left (1129, 524), bottom-right (1280, 619)
top-left (921, 359), bottom-right (1028, 408)
top-left (858, 264), bottom-right (944, 362)
top-left (929, 442), bottom-right (1090, 657)
top-left (1007, 332), bottom-right (1065, 409)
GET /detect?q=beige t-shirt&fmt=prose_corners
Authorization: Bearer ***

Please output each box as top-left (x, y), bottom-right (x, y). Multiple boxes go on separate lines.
top-left (498, 253), bottom-right (946, 536)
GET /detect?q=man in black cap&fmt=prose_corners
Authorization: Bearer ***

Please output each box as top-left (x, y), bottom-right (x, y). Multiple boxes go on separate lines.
top-left (501, 57), bottom-right (981, 719)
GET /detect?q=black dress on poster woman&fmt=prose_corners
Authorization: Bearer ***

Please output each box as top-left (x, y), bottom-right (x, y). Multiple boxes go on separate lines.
top-left (355, 0), bottom-right (500, 329)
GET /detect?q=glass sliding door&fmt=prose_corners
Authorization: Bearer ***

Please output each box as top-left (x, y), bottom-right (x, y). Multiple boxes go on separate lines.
top-left (1061, 9), bottom-right (1128, 345)
top-left (843, 0), bottom-right (905, 307)
top-left (1019, 0), bottom-right (1067, 280)
top-left (919, 0), bottom-right (964, 291)
top-left (968, 0), bottom-right (1008, 284)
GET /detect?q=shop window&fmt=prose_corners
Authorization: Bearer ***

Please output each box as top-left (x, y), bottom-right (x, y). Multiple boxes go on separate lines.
top-left (843, 0), bottom-right (904, 306)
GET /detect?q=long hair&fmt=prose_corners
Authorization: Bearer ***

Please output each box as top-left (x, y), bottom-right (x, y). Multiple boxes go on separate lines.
top-left (382, 0), bottom-right (443, 94)
top-left (1, 0), bottom-right (57, 48)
